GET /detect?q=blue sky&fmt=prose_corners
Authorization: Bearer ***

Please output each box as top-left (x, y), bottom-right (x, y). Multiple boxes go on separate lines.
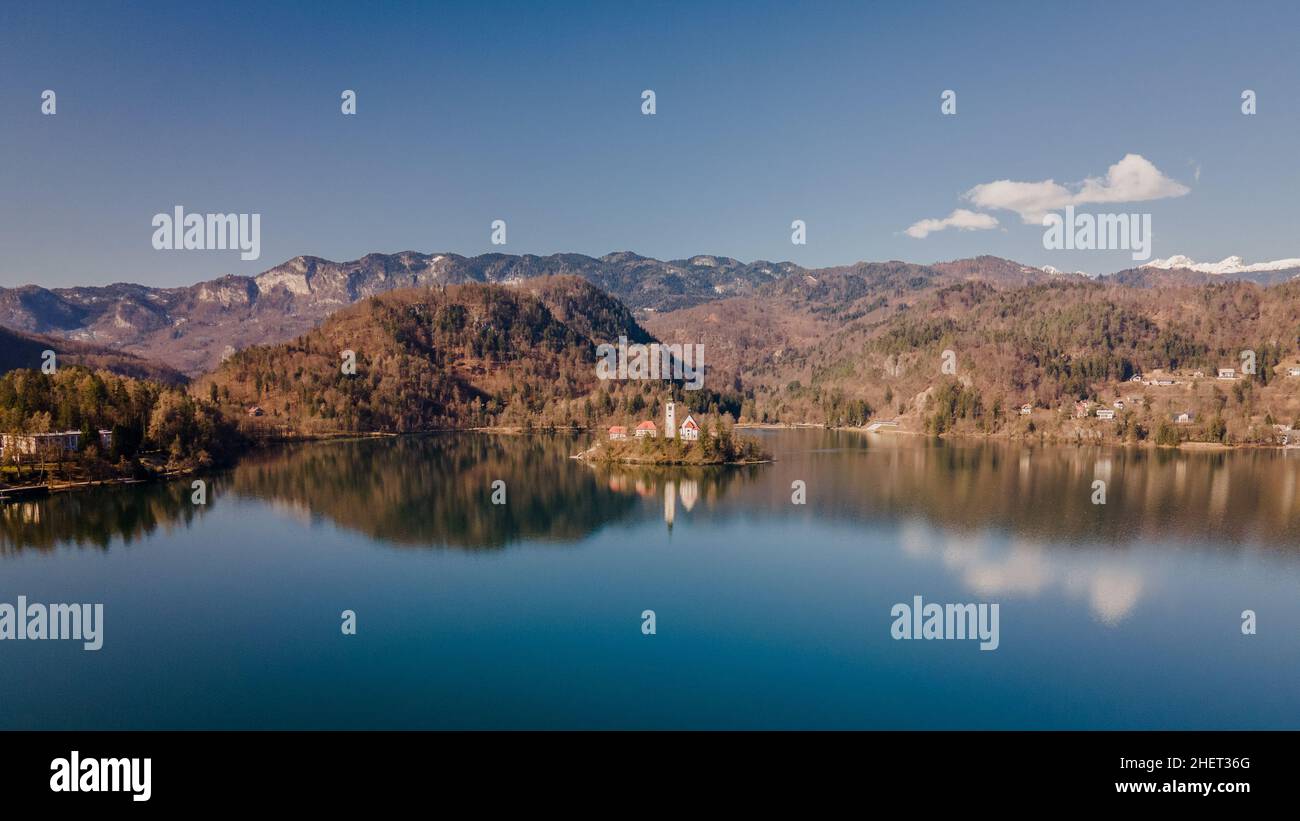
top-left (2, 0), bottom-right (1298, 288)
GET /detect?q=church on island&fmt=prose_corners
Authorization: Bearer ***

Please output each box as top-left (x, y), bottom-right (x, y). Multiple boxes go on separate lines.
top-left (609, 401), bottom-right (700, 441)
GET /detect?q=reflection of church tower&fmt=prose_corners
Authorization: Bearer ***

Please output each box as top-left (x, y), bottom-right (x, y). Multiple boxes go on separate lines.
top-left (679, 478), bottom-right (699, 512)
top-left (666, 401), bottom-right (676, 439)
top-left (664, 479), bottom-right (676, 529)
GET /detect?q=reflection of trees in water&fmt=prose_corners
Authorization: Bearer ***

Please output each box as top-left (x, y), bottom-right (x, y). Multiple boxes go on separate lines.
top-left (0, 480), bottom-right (203, 554)
top-left (7, 431), bottom-right (1300, 555)
top-left (226, 433), bottom-right (641, 549)
top-left (790, 433), bottom-right (1300, 550)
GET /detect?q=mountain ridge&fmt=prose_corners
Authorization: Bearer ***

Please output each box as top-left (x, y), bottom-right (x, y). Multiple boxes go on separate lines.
top-left (0, 251), bottom-right (1043, 375)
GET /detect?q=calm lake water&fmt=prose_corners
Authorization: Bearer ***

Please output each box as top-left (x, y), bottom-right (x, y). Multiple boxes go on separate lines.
top-left (2, 429), bottom-right (1297, 729)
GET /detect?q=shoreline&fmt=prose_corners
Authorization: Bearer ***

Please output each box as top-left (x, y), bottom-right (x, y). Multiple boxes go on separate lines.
top-left (3, 422), bottom-right (1280, 502)
top-left (739, 420), bottom-right (1287, 450)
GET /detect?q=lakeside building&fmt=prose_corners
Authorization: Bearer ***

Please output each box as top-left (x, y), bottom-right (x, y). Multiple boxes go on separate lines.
top-left (1175, 412), bottom-right (1194, 424)
top-left (1, 431), bottom-right (82, 459)
top-left (608, 425), bottom-right (628, 441)
top-left (1, 429), bottom-right (112, 458)
top-left (634, 421), bottom-right (658, 438)
top-left (1217, 368), bottom-right (1236, 380)
top-left (1095, 409), bottom-right (1116, 420)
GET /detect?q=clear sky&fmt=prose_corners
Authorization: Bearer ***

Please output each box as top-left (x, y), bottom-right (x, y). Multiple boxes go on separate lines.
top-left (2, 0), bottom-right (1298, 288)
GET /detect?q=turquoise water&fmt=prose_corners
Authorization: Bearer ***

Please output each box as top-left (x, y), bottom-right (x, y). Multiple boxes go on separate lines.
top-left (1, 430), bottom-right (1296, 729)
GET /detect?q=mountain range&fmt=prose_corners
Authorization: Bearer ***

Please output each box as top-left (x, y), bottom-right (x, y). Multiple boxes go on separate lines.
top-left (6, 248), bottom-right (1300, 445)
top-left (0, 250), bottom-right (1155, 377)
top-left (0, 252), bottom-right (806, 375)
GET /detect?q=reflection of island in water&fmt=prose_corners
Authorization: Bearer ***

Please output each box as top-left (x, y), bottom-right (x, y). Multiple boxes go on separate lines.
top-left (588, 461), bottom-right (760, 530)
top-left (8, 430), bottom-right (1300, 556)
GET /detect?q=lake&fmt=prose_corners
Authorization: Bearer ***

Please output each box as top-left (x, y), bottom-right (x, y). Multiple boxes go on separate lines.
top-left (1, 429), bottom-right (1297, 729)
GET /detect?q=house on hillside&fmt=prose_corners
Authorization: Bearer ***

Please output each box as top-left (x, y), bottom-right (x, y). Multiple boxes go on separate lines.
top-left (1019, 404), bottom-right (1033, 416)
top-left (634, 421), bottom-right (658, 438)
top-left (1288, 367), bottom-right (1300, 378)
top-left (247, 406), bottom-right (265, 417)
top-left (679, 415), bottom-right (700, 441)
top-left (1217, 368), bottom-right (1236, 380)
top-left (1095, 409), bottom-right (1116, 420)
top-left (1175, 412), bottom-right (1194, 424)
top-left (608, 425), bottom-right (628, 441)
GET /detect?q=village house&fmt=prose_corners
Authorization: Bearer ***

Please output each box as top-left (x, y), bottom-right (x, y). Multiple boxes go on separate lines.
top-left (247, 406), bottom-right (265, 417)
top-left (1112, 400), bottom-right (1125, 410)
top-left (1019, 404), bottom-right (1033, 416)
top-left (1191, 370), bottom-right (1205, 379)
top-left (679, 415), bottom-right (700, 441)
top-left (607, 425), bottom-right (628, 441)
top-left (1095, 408), bottom-right (1116, 420)
top-left (1174, 412), bottom-right (1194, 424)
top-left (1217, 368), bottom-right (1236, 380)
top-left (1129, 374), bottom-right (1143, 383)
top-left (1288, 367), bottom-right (1300, 378)
top-left (634, 421), bottom-right (657, 438)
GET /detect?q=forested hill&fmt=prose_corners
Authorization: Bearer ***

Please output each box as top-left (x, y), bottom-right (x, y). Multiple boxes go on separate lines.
top-left (731, 276), bottom-right (1300, 442)
top-left (196, 277), bottom-right (665, 432)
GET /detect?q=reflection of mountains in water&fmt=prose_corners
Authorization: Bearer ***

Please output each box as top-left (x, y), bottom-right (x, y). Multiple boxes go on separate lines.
top-left (754, 432), bottom-right (1300, 552)
top-left (8, 431), bottom-right (1300, 555)
top-left (227, 433), bottom-right (641, 549)
top-left (0, 434), bottom-right (762, 554)
top-left (227, 435), bottom-right (765, 546)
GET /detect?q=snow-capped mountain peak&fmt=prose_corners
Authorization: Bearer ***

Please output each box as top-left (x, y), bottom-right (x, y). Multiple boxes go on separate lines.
top-left (1143, 254), bottom-right (1300, 274)
top-left (1039, 265), bottom-right (1091, 276)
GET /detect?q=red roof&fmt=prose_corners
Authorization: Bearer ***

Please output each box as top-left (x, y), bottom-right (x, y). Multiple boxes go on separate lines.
top-left (608, 426), bottom-right (626, 433)
top-left (681, 416), bottom-right (699, 429)
top-left (635, 421), bottom-right (657, 430)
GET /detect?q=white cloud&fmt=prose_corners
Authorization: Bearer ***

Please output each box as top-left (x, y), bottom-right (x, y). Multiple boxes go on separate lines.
top-left (905, 208), bottom-right (999, 239)
top-left (964, 153), bottom-right (1190, 223)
